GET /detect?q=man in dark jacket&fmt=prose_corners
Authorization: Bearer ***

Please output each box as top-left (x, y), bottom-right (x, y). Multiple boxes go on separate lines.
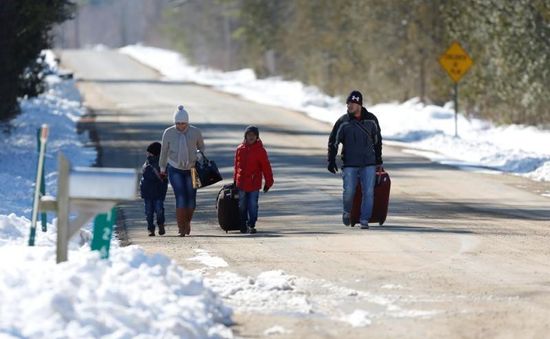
top-left (140, 142), bottom-right (169, 236)
top-left (327, 90), bottom-right (383, 229)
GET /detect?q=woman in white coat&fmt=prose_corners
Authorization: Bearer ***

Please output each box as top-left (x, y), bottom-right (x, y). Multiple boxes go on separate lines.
top-left (159, 105), bottom-right (205, 236)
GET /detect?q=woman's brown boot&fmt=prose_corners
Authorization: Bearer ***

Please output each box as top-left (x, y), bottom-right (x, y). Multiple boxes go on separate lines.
top-left (176, 208), bottom-right (186, 236)
top-left (184, 208), bottom-right (195, 235)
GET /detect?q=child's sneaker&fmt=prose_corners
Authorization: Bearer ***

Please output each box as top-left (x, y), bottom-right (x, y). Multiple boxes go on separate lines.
top-left (148, 230), bottom-right (155, 236)
top-left (158, 224), bottom-right (165, 235)
top-left (360, 221), bottom-right (369, 229)
top-left (248, 226), bottom-right (257, 234)
top-left (342, 213), bottom-right (351, 226)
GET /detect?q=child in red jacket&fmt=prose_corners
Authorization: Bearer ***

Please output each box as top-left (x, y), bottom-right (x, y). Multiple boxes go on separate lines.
top-left (233, 126), bottom-right (274, 234)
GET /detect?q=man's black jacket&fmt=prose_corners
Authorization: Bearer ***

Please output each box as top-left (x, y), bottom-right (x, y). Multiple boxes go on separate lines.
top-left (327, 107), bottom-right (383, 167)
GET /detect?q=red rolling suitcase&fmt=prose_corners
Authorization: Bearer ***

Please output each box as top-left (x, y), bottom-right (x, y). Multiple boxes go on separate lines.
top-left (350, 169), bottom-right (391, 226)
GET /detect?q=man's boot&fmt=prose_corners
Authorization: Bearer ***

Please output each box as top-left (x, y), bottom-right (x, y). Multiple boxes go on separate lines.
top-left (184, 208), bottom-right (195, 235)
top-left (176, 208), bottom-right (186, 237)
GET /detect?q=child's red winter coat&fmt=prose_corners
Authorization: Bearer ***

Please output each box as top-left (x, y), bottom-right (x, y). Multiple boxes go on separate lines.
top-left (233, 139), bottom-right (274, 192)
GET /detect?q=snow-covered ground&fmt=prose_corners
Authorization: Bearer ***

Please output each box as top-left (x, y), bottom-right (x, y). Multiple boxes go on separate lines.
top-left (120, 45), bottom-right (550, 188)
top-left (186, 249), bottom-right (516, 331)
top-left (0, 51), bottom-right (233, 338)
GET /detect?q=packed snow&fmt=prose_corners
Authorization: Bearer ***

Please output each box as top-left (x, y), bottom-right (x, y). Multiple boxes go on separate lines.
top-left (202, 268), bottom-right (441, 328)
top-left (188, 249), bottom-right (229, 268)
top-left (340, 310), bottom-right (373, 327)
top-left (0, 51), bottom-right (233, 338)
top-left (120, 45), bottom-right (550, 185)
top-left (263, 325), bottom-right (291, 336)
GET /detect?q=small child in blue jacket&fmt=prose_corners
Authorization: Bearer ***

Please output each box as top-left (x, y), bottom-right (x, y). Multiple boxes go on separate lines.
top-left (140, 142), bottom-right (168, 236)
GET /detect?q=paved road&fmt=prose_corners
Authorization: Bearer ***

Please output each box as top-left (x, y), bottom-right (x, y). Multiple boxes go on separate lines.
top-left (60, 50), bottom-right (550, 338)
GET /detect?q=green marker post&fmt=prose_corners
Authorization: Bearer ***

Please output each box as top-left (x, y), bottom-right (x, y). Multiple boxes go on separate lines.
top-left (29, 125), bottom-right (49, 246)
top-left (91, 208), bottom-right (117, 259)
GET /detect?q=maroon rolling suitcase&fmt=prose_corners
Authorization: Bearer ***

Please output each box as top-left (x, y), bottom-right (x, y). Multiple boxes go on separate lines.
top-left (350, 169), bottom-right (391, 226)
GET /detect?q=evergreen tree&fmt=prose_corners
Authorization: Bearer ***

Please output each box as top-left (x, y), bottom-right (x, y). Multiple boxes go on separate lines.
top-left (0, 0), bottom-right (75, 120)
top-left (163, 0), bottom-right (549, 125)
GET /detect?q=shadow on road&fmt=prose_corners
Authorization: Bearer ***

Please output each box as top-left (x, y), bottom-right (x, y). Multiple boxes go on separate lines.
top-left (79, 107), bottom-right (550, 245)
top-left (77, 78), bottom-right (193, 86)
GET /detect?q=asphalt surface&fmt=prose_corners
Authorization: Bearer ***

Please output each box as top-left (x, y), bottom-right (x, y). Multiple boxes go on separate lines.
top-left (60, 49), bottom-right (550, 339)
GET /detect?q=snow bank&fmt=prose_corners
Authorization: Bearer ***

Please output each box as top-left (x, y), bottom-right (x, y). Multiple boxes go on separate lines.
top-left (0, 51), bottom-right (233, 338)
top-left (120, 45), bottom-right (550, 183)
top-left (372, 98), bottom-right (550, 182)
top-left (1, 74), bottom-right (94, 217)
top-left (119, 45), bottom-right (342, 126)
top-left (0, 215), bottom-right (232, 339)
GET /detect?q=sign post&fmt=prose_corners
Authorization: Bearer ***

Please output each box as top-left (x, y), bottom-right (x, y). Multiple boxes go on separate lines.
top-left (438, 41), bottom-right (473, 137)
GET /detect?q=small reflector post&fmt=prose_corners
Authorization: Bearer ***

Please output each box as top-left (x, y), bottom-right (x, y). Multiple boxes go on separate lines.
top-left (40, 124), bottom-right (49, 141)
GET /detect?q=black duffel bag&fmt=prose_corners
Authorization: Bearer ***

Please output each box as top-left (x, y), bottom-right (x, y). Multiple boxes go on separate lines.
top-left (192, 151), bottom-right (223, 189)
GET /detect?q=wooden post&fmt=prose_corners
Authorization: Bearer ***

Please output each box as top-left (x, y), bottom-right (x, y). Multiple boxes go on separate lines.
top-left (56, 154), bottom-right (71, 263)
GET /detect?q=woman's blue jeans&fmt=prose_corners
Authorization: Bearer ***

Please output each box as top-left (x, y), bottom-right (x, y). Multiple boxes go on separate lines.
top-left (167, 165), bottom-right (197, 208)
top-left (342, 166), bottom-right (376, 223)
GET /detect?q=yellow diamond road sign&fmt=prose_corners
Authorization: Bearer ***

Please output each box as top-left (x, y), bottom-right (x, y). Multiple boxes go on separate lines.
top-left (439, 42), bottom-right (473, 83)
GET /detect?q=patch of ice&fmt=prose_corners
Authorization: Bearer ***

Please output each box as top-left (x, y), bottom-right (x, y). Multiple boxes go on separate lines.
top-left (340, 309), bottom-right (372, 327)
top-left (386, 305), bottom-right (440, 319)
top-left (188, 249), bottom-right (229, 268)
top-left (263, 325), bottom-right (291, 336)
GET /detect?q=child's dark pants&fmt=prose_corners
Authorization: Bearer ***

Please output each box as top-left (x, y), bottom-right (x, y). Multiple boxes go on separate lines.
top-left (144, 199), bottom-right (165, 231)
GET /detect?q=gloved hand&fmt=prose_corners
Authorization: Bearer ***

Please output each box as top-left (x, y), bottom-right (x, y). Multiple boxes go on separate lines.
top-left (263, 184), bottom-right (271, 193)
top-left (327, 160), bottom-right (338, 174)
top-left (159, 172), bottom-right (167, 180)
top-left (376, 165), bottom-right (384, 172)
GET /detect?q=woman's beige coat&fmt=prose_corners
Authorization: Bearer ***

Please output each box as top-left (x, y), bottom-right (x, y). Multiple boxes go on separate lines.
top-left (159, 125), bottom-right (205, 172)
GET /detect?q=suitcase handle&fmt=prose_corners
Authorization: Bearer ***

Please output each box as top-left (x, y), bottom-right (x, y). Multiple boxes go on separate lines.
top-left (376, 166), bottom-right (385, 185)
top-left (216, 182), bottom-right (238, 208)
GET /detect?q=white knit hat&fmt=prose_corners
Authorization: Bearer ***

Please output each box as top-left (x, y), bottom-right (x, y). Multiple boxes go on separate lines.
top-left (174, 105), bottom-right (189, 123)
